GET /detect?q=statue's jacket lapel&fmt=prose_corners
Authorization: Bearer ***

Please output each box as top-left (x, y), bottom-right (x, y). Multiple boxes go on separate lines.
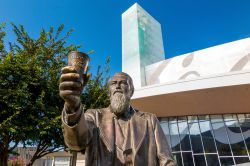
top-left (130, 110), bottom-right (147, 154)
top-left (97, 108), bottom-right (147, 153)
top-left (95, 108), bottom-right (147, 165)
top-left (98, 108), bottom-right (115, 152)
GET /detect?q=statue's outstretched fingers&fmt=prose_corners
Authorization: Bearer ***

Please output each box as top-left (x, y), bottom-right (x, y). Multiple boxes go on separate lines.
top-left (59, 81), bottom-right (82, 90)
top-left (61, 66), bottom-right (77, 74)
top-left (60, 90), bottom-right (81, 97)
top-left (60, 73), bottom-right (80, 82)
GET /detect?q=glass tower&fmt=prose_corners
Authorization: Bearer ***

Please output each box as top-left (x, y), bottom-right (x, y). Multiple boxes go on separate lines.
top-left (122, 3), bottom-right (165, 88)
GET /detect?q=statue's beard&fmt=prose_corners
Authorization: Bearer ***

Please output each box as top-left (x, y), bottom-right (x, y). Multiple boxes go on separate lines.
top-left (110, 92), bottom-right (130, 116)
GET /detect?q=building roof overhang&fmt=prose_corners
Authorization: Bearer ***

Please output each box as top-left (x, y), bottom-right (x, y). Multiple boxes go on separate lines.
top-left (131, 70), bottom-right (250, 117)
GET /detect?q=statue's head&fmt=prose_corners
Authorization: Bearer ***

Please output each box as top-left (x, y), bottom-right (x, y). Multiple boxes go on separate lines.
top-left (108, 72), bottom-right (134, 116)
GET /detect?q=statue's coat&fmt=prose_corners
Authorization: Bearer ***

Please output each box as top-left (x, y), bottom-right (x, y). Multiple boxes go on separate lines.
top-left (62, 107), bottom-right (175, 166)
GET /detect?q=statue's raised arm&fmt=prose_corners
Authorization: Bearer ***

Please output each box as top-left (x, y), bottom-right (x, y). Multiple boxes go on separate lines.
top-left (60, 52), bottom-right (176, 165)
top-left (60, 52), bottom-right (91, 150)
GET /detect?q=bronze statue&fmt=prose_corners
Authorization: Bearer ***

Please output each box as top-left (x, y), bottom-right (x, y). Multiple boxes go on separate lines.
top-left (60, 65), bottom-right (176, 165)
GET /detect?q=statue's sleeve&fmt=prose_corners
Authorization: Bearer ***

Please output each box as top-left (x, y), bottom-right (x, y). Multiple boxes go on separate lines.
top-left (61, 105), bottom-right (95, 151)
top-left (152, 114), bottom-right (177, 166)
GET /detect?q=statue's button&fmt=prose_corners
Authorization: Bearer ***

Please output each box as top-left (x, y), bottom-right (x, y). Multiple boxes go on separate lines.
top-left (123, 149), bottom-right (132, 155)
top-left (123, 149), bottom-right (132, 165)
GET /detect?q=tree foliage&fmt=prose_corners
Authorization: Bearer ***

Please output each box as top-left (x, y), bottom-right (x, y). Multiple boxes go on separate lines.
top-left (0, 23), bottom-right (110, 165)
top-left (82, 56), bottom-right (110, 110)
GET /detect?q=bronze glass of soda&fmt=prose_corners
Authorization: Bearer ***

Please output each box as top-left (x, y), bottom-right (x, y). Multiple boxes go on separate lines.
top-left (68, 51), bottom-right (90, 84)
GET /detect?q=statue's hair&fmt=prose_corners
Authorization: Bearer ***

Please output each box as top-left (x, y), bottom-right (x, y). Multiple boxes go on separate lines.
top-left (108, 72), bottom-right (134, 97)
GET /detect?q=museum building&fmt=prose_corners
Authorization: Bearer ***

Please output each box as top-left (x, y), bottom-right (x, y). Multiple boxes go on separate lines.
top-left (122, 3), bottom-right (250, 166)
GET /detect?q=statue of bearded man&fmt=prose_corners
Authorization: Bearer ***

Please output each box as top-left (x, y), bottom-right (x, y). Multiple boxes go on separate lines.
top-left (60, 66), bottom-right (176, 166)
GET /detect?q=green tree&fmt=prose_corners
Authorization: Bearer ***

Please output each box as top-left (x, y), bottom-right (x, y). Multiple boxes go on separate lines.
top-left (0, 23), bottom-right (77, 165)
top-left (0, 23), bottom-right (110, 166)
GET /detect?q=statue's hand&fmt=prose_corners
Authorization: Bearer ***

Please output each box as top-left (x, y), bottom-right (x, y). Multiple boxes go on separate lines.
top-left (59, 66), bottom-right (89, 113)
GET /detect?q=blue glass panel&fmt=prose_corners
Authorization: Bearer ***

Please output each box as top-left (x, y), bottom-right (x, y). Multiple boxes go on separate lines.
top-left (178, 117), bottom-right (191, 151)
top-left (225, 120), bottom-right (248, 156)
top-left (188, 116), bottom-right (198, 123)
top-left (211, 122), bottom-right (232, 156)
top-left (210, 115), bottom-right (223, 123)
top-left (238, 119), bottom-right (250, 153)
top-left (169, 118), bottom-right (180, 152)
top-left (182, 152), bottom-right (194, 166)
top-left (199, 120), bottom-right (216, 153)
top-left (206, 154), bottom-right (220, 166)
top-left (189, 122), bottom-right (203, 153)
top-left (220, 157), bottom-right (234, 166)
top-left (194, 155), bottom-right (206, 165)
top-left (223, 114), bottom-right (238, 121)
top-left (234, 157), bottom-right (250, 165)
top-left (173, 152), bottom-right (183, 166)
top-left (160, 121), bottom-right (171, 147)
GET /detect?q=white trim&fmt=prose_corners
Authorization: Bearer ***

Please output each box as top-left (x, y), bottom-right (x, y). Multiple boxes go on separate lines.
top-left (132, 70), bottom-right (250, 99)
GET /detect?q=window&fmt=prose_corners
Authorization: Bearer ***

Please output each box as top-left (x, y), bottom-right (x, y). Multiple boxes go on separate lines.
top-left (160, 114), bottom-right (250, 166)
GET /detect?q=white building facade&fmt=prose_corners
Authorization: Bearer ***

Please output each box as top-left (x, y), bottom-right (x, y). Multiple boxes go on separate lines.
top-left (122, 3), bottom-right (250, 166)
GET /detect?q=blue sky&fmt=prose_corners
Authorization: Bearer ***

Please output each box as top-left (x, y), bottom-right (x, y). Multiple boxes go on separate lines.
top-left (1, 0), bottom-right (250, 76)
